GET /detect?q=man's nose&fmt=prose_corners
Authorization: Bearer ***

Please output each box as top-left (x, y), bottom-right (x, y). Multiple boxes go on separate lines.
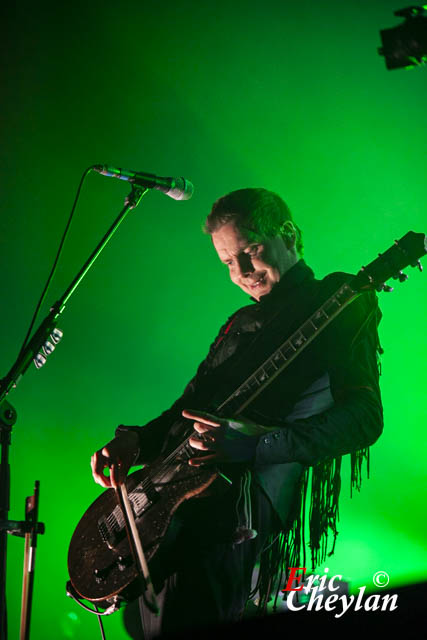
top-left (236, 254), bottom-right (254, 277)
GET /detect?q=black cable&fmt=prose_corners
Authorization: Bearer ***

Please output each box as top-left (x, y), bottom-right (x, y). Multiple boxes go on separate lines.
top-left (17, 166), bottom-right (93, 359)
top-left (94, 604), bottom-right (107, 640)
top-left (66, 583), bottom-right (120, 617)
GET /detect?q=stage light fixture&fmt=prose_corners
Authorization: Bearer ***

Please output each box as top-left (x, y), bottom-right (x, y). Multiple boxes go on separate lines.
top-left (378, 6), bottom-right (427, 70)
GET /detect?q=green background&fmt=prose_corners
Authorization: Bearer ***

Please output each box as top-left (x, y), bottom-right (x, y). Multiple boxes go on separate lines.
top-left (1, 1), bottom-right (426, 637)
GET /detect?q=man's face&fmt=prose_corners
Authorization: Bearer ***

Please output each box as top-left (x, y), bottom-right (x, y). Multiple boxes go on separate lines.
top-left (211, 222), bottom-right (297, 301)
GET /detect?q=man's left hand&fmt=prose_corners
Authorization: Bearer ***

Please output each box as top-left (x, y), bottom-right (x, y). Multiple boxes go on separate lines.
top-left (182, 409), bottom-right (259, 465)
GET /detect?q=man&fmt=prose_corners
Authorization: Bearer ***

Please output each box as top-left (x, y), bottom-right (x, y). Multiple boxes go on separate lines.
top-left (91, 188), bottom-right (383, 636)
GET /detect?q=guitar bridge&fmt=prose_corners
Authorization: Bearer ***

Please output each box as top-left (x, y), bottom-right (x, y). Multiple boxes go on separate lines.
top-left (98, 515), bottom-right (123, 549)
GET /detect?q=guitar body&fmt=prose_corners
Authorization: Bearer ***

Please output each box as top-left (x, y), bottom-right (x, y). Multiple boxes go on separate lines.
top-left (68, 459), bottom-right (218, 604)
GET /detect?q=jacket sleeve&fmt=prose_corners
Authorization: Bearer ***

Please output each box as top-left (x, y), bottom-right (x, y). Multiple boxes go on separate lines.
top-left (254, 292), bottom-right (384, 467)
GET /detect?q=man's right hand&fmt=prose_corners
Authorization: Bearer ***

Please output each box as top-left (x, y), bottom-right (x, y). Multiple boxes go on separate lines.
top-left (91, 431), bottom-right (139, 489)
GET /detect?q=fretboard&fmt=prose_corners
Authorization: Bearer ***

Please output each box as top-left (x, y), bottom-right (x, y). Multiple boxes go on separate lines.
top-left (216, 281), bottom-right (358, 416)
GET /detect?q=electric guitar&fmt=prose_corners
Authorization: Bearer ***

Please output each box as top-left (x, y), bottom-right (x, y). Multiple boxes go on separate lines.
top-left (67, 231), bottom-right (426, 606)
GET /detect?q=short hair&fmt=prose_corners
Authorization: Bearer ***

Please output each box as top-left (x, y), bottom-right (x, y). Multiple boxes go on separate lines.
top-left (204, 188), bottom-right (303, 256)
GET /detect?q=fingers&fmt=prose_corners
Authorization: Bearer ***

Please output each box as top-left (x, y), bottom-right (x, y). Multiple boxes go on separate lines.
top-left (188, 434), bottom-right (211, 451)
top-left (91, 450), bottom-right (112, 489)
top-left (193, 423), bottom-right (210, 434)
top-left (91, 431), bottom-right (141, 489)
top-left (91, 441), bottom-right (128, 489)
top-left (182, 409), bottom-right (222, 428)
top-left (188, 453), bottom-right (218, 467)
top-left (183, 409), bottom-right (223, 461)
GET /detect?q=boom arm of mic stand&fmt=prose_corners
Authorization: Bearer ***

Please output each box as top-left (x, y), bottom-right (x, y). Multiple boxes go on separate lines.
top-left (0, 183), bottom-right (148, 640)
top-left (0, 184), bottom-right (149, 401)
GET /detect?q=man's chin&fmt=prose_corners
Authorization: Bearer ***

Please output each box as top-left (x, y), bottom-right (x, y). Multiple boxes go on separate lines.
top-left (245, 281), bottom-right (272, 300)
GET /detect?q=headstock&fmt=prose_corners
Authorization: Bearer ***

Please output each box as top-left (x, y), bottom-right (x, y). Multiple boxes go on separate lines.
top-left (352, 231), bottom-right (426, 293)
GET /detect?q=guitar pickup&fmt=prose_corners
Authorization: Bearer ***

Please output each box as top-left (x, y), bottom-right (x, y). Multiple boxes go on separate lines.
top-left (98, 513), bottom-right (125, 550)
top-left (98, 489), bottom-right (154, 549)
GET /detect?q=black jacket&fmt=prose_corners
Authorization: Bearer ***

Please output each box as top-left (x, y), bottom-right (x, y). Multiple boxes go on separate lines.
top-left (121, 260), bottom-right (383, 529)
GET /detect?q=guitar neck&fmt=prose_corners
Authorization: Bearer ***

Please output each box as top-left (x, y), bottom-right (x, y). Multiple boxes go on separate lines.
top-left (216, 280), bottom-right (358, 417)
top-left (165, 280), bottom-right (359, 460)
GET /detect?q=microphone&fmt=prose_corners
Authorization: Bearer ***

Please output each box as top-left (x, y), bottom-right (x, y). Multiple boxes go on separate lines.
top-left (92, 165), bottom-right (194, 201)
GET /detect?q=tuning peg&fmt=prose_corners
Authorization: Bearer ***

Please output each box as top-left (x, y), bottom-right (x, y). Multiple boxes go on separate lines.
top-left (411, 259), bottom-right (423, 272)
top-left (392, 271), bottom-right (409, 282)
top-left (376, 283), bottom-right (394, 292)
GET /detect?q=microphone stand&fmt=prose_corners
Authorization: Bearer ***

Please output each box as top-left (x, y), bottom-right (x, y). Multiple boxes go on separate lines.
top-left (19, 481), bottom-right (43, 640)
top-left (0, 184), bottom-right (148, 639)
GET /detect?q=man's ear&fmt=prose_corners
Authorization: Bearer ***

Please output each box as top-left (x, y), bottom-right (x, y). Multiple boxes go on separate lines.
top-left (280, 221), bottom-right (297, 249)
